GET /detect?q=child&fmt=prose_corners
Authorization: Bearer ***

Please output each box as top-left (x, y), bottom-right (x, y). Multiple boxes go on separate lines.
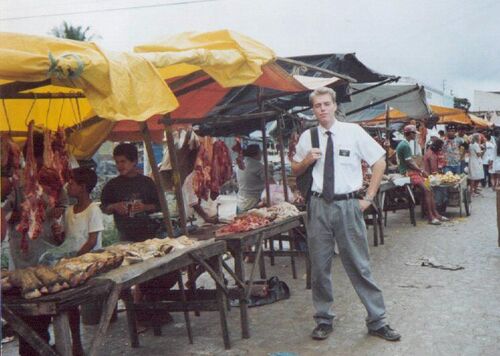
top-left (39, 167), bottom-right (104, 263)
top-left (39, 166), bottom-right (104, 356)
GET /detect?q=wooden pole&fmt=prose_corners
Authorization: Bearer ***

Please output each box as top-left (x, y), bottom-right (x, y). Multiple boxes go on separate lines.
top-left (164, 123), bottom-right (188, 235)
top-left (258, 89), bottom-right (271, 207)
top-left (276, 114), bottom-right (290, 202)
top-left (139, 122), bottom-right (174, 237)
top-left (261, 121), bottom-right (271, 207)
top-left (385, 104), bottom-right (390, 174)
top-left (497, 189), bottom-right (500, 247)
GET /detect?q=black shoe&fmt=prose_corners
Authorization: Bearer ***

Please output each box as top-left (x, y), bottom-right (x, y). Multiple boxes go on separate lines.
top-left (368, 325), bottom-right (401, 341)
top-left (311, 323), bottom-right (333, 340)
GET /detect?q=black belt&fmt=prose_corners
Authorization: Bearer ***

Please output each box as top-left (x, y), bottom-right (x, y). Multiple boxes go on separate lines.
top-left (311, 191), bottom-right (362, 201)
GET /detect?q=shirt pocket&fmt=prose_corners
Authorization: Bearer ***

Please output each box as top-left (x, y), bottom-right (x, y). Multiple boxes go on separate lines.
top-left (336, 146), bottom-right (357, 166)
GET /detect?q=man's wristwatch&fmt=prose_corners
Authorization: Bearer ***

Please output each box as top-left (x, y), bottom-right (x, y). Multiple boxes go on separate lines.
top-left (363, 194), bottom-right (375, 205)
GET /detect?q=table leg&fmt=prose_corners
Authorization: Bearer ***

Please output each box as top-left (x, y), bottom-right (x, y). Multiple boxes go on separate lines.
top-left (289, 230), bottom-right (297, 279)
top-left (122, 288), bottom-right (140, 347)
top-left (53, 312), bottom-right (72, 356)
top-left (232, 245), bottom-right (250, 339)
top-left (211, 255), bottom-right (231, 349)
top-left (2, 307), bottom-right (57, 356)
top-left (258, 240), bottom-right (267, 280)
top-left (269, 237), bottom-right (275, 265)
top-left (88, 283), bottom-right (122, 356)
top-left (178, 270), bottom-right (193, 344)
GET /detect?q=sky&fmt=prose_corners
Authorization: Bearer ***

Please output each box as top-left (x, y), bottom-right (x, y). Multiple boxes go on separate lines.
top-left (1, 0), bottom-right (499, 108)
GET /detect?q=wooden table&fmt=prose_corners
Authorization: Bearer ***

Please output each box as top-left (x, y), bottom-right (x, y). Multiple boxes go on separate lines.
top-left (3, 278), bottom-right (114, 356)
top-left (98, 239), bottom-right (230, 351)
top-left (379, 180), bottom-right (417, 227)
top-left (2, 240), bottom-right (230, 355)
top-left (213, 213), bottom-right (308, 339)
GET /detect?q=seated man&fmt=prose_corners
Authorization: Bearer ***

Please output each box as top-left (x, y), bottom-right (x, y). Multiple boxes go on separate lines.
top-left (396, 125), bottom-right (448, 225)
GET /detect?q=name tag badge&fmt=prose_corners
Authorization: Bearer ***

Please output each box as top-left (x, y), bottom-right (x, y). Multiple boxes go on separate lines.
top-left (339, 149), bottom-right (350, 157)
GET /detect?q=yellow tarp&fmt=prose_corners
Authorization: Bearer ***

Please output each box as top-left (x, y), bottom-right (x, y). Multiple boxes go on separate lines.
top-left (363, 105), bottom-right (491, 128)
top-left (0, 32), bottom-right (178, 132)
top-left (469, 114), bottom-right (492, 128)
top-left (134, 30), bottom-right (276, 86)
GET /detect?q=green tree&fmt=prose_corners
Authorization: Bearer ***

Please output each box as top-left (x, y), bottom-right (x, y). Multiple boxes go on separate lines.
top-left (454, 97), bottom-right (471, 112)
top-left (49, 21), bottom-right (98, 41)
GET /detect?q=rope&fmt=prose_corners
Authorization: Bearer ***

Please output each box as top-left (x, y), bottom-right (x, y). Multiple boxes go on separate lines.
top-left (45, 97), bottom-right (52, 128)
top-left (57, 98), bottom-right (66, 127)
top-left (1, 99), bottom-right (12, 133)
top-left (24, 95), bottom-right (37, 125)
top-left (47, 52), bottom-right (85, 80)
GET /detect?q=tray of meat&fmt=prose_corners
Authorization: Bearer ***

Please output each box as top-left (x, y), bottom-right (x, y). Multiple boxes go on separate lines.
top-left (215, 214), bottom-right (271, 236)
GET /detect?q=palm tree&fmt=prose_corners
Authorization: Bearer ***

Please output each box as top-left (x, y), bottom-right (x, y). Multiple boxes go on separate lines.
top-left (49, 21), bottom-right (98, 41)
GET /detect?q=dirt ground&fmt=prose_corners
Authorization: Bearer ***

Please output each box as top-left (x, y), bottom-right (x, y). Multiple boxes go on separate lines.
top-left (3, 189), bottom-right (500, 355)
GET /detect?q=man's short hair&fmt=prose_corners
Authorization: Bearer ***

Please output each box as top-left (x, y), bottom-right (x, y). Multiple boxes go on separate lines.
top-left (71, 167), bottom-right (98, 193)
top-left (113, 143), bottom-right (138, 162)
top-left (309, 87), bottom-right (337, 106)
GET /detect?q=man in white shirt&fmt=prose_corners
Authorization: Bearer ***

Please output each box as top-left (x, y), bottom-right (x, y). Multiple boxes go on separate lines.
top-left (292, 87), bottom-right (400, 342)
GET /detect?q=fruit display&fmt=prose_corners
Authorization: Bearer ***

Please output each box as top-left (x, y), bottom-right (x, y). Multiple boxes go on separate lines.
top-left (428, 172), bottom-right (462, 186)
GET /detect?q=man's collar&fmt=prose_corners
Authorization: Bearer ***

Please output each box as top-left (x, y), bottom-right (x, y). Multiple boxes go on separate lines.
top-left (318, 120), bottom-right (338, 135)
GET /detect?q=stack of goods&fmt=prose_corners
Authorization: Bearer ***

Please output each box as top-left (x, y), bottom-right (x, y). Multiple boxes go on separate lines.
top-left (105, 236), bottom-right (197, 266)
top-left (1, 236), bottom-right (199, 299)
top-left (216, 202), bottom-right (300, 235)
top-left (1, 250), bottom-right (124, 299)
top-left (193, 137), bottom-right (233, 201)
top-left (428, 172), bottom-right (462, 186)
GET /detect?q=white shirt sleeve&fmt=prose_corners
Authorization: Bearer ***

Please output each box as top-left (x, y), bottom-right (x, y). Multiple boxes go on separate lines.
top-left (88, 204), bottom-right (104, 233)
top-left (355, 125), bottom-right (386, 166)
top-left (183, 172), bottom-right (199, 207)
top-left (293, 129), bottom-right (311, 163)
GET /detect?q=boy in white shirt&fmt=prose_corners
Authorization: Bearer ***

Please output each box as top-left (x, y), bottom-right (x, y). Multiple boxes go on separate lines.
top-left (39, 166), bottom-right (104, 356)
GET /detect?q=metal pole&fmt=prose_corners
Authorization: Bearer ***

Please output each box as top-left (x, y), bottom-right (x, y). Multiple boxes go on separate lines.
top-left (164, 122), bottom-right (188, 235)
top-left (140, 122), bottom-right (174, 237)
top-left (276, 114), bottom-right (290, 202)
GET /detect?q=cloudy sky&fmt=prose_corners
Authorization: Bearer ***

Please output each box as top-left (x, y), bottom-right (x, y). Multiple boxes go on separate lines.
top-left (1, 0), bottom-right (499, 106)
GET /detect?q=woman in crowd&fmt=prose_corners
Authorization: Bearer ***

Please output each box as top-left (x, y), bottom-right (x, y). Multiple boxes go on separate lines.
top-left (468, 133), bottom-right (484, 196)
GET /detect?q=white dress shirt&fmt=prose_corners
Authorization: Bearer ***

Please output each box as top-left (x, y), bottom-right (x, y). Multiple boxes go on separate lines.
top-left (293, 120), bottom-right (385, 194)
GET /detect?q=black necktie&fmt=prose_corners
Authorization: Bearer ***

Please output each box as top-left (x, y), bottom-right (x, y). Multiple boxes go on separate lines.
top-left (323, 131), bottom-right (334, 202)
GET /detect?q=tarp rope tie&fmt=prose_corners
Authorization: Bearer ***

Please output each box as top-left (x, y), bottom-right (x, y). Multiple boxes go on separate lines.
top-left (1, 99), bottom-right (12, 133)
top-left (47, 52), bottom-right (85, 80)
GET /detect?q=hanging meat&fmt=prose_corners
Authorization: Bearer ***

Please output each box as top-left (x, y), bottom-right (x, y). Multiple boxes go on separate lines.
top-left (232, 137), bottom-right (245, 170)
top-left (209, 141), bottom-right (233, 200)
top-left (16, 122), bottom-right (46, 246)
top-left (38, 128), bottom-right (70, 209)
top-left (288, 132), bottom-right (299, 161)
top-left (192, 137), bottom-right (213, 201)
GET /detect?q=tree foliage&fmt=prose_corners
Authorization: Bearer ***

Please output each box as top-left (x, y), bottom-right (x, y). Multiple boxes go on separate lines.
top-left (49, 21), bottom-right (97, 41)
top-left (454, 97), bottom-right (471, 112)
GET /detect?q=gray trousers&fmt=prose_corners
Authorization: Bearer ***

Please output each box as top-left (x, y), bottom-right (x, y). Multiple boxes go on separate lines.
top-left (307, 196), bottom-right (387, 330)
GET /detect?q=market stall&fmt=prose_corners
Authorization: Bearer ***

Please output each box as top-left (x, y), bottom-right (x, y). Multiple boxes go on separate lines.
top-left (2, 238), bottom-right (230, 355)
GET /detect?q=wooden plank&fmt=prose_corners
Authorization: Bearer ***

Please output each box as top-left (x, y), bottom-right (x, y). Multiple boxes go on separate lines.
top-left (497, 189), bottom-right (500, 247)
top-left (2, 306), bottom-right (57, 356)
top-left (122, 288), bottom-right (139, 348)
top-left (164, 122), bottom-right (188, 235)
top-left (232, 246), bottom-right (250, 339)
top-left (212, 255), bottom-right (231, 349)
top-left (53, 312), bottom-right (72, 356)
top-left (97, 240), bottom-right (226, 287)
top-left (4, 279), bottom-right (113, 316)
top-left (140, 122), bottom-right (175, 237)
top-left (178, 270), bottom-right (193, 344)
top-left (88, 283), bottom-right (122, 356)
